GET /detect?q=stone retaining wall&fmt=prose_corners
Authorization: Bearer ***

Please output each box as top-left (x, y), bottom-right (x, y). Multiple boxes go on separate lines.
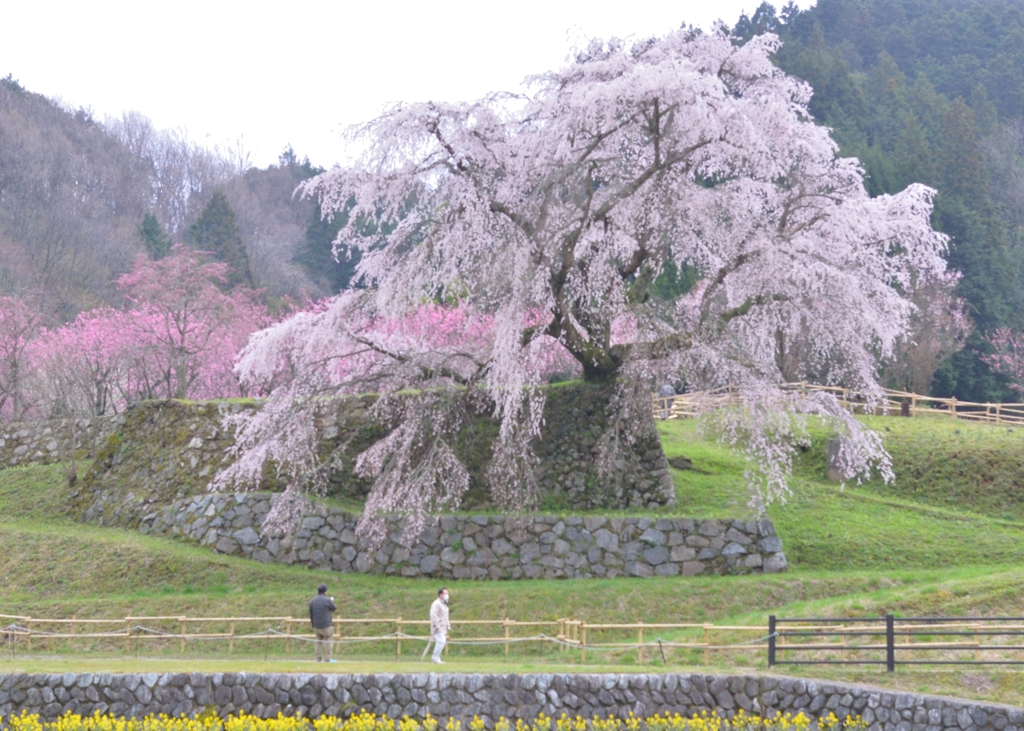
top-left (136, 492), bottom-right (787, 578)
top-left (70, 384), bottom-right (678, 531)
top-left (0, 673), bottom-right (1019, 729)
top-left (0, 416), bottom-right (119, 469)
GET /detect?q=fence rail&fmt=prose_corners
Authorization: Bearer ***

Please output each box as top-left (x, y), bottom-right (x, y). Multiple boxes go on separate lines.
top-left (768, 615), bottom-right (1024, 671)
top-left (0, 613), bottom-right (767, 664)
top-left (653, 383), bottom-right (1024, 425)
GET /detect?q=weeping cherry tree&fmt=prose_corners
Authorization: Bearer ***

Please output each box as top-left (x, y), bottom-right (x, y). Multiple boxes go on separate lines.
top-left (218, 29), bottom-right (949, 542)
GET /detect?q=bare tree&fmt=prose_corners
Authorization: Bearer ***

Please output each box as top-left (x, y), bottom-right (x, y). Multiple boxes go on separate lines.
top-left (223, 162), bottom-right (318, 298)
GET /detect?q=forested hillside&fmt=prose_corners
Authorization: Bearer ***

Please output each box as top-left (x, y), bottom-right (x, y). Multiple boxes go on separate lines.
top-left (734, 0), bottom-right (1024, 401)
top-left (0, 77), bottom-right (331, 318)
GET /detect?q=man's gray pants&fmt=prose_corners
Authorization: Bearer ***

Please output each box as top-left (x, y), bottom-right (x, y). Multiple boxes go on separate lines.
top-left (314, 626), bottom-right (334, 662)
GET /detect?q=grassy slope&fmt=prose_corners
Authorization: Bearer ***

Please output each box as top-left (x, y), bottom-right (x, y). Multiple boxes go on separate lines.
top-left (661, 416), bottom-right (1024, 571)
top-left (2, 416), bottom-right (1024, 705)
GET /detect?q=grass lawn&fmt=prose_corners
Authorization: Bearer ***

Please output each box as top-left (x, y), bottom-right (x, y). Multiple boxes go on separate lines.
top-left (1, 413), bottom-right (1024, 707)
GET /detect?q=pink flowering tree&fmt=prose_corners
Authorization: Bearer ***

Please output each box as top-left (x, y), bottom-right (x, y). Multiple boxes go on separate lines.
top-left (26, 307), bottom-right (135, 481)
top-left (982, 329), bottom-right (1024, 394)
top-left (28, 246), bottom-right (269, 412)
top-left (116, 245), bottom-right (270, 401)
top-left (220, 29), bottom-right (949, 537)
top-left (29, 308), bottom-right (137, 419)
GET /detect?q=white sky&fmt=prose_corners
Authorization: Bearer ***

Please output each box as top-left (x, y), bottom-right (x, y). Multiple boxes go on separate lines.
top-left (2, 1), bottom-right (813, 169)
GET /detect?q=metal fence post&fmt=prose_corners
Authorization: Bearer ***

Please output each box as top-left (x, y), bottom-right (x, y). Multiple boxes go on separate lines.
top-left (768, 616), bottom-right (776, 667)
top-left (886, 614), bottom-right (895, 672)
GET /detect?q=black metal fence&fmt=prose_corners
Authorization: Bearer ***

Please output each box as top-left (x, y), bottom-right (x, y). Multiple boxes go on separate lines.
top-left (768, 615), bottom-right (1024, 671)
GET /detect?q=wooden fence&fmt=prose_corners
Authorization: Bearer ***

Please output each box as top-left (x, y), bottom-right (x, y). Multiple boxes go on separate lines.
top-left (653, 383), bottom-right (1024, 425)
top-left (0, 613), bottom-right (767, 664)
top-left (5, 612), bottom-right (1023, 668)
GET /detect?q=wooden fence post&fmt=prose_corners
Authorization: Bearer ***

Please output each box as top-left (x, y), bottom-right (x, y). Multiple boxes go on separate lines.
top-left (504, 617), bottom-right (511, 657)
top-left (637, 621), bottom-right (644, 664)
top-left (885, 614), bottom-right (895, 672)
top-left (396, 617), bottom-right (402, 660)
top-left (581, 622), bottom-right (587, 663)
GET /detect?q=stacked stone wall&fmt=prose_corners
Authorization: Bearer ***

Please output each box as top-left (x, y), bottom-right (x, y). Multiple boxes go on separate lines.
top-left (133, 492), bottom-right (786, 578)
top-left (0, 673), bottom-right (1019, 729)
top-left (0, 416), bottom-right (119, 469)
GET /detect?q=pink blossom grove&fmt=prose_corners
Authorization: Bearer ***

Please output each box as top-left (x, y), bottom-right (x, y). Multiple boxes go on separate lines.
top-left (4, 246), bottom-right (273, 422)
top-left (219, 30), bottom-right (945, 538)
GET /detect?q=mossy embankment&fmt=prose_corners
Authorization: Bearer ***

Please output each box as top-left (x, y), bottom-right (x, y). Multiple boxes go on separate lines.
top-left (69, 384), bottom-right (674, 530)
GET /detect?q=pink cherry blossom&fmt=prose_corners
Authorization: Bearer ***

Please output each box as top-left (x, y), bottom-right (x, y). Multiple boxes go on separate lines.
top-left (983, 328), bottom-right (1024, 394)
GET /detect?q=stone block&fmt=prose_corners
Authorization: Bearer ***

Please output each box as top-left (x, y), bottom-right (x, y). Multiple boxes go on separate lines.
top-left (594, 529), bottom-right (618, 551)
top-left (721, 542), bottom-right (747, 557)
top-left (233, 527), bottom-right (260, 546)
top-left (642, 546), bottom-right (670, 565)
top-left (639, 528), bottom-right (666, 545)
top-left (670, 546), bottom-right (696, 562)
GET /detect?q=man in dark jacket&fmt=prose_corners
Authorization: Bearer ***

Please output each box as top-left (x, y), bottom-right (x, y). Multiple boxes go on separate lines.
top-left (309, 583), bottom-right (337, 662)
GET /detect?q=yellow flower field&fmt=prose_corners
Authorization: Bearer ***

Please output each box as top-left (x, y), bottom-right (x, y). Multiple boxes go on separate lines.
top-left (1, 710), bottom-right (867, 731)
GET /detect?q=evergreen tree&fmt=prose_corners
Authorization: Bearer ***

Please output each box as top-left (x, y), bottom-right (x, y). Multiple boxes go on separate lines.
top-left (931, 102), bottom-right (1014, 401)
top-left (859, 143), bottom-right (900, 195)
top-left (970, 85), bottom-right (998, 137)
top-left (894, 116), bottom-right (935, 190)
top-left (986, 53), bottom-right (1024, 120)
top-left (779, 23), bottom-right (868, 152)
top-left (138, 212), bottom-right (172, 260)
top-left (294, 198), bottom-right (362, 294)
top-left (187, 191), bottom-right (254, 288)
top-left (865, 52), bottom-right (910, 152)
top-left (732, 1), bottom-right (781, 41)
top-left (936, 100), bottom-right (989, 201)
